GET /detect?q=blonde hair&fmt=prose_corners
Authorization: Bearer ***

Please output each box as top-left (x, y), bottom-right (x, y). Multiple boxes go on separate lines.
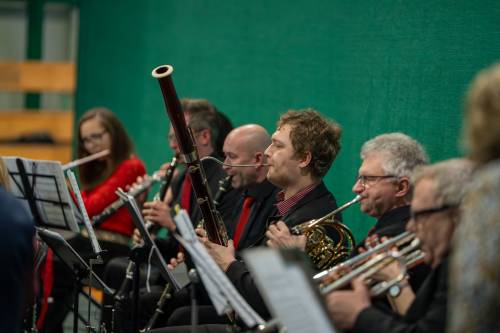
top-left (464, 63), bottom-right (500, 164)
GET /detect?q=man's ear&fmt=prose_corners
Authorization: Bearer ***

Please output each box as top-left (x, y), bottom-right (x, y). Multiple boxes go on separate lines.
top-left (197, 128), bottom-right (211, 146)
top-left (254, 152), bottom-right (265, 167)
top-left (298, 151), bottom-right (312, 169)
top-left (395, 177), bottom-right (411, 198)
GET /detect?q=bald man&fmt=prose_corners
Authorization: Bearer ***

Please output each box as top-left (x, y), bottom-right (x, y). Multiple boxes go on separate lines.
top-left (138, 124), bottom-right (279, 330)
top-left (220, 124), bottom-right (279, 250)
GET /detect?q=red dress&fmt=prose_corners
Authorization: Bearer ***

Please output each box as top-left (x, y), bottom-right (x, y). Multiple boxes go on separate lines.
top-left (81, 156), bottom-right (146, 236)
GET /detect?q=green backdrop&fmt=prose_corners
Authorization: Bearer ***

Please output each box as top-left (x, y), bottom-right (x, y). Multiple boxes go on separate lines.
top-left (75, 0), bottom-right (500, 240)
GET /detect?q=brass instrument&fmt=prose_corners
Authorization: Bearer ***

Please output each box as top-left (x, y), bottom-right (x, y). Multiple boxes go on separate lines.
top-left (312, 230), bottom-right (425, 296)
top-left (313, 230), bottom-right (416, 281)
top-left (152, 64), bottom-right (228, 246)
top-left (319, 235), bottom-right (423, 296)
top-left (290, 195), bottom-right (360, 270)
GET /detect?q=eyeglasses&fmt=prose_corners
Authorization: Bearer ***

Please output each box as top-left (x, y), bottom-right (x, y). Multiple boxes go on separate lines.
top-left (355, 175), bottom-right (397, 187)
top-left (81, 130), bottom-right (107, 145)
top-left (410, 204), bottom-right (457, 224)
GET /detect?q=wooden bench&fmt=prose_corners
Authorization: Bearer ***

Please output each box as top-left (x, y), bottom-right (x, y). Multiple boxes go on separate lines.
top-left (0, 61), bottom-right (76, 163)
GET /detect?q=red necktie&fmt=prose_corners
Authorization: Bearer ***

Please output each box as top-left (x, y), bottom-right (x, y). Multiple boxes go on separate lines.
top-left (180, 174), bottom-right (192, 213)
top-left (233, 196), bottom-right (254, 248)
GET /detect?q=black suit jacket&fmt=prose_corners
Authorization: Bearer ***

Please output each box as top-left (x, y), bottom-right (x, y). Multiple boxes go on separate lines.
top-left (0, 187), bottom-right (34, 333)
top-left (353, 257), bottom-right (449, 333)
top-left (225, 181), bottom-right (340, 319)
top-left (225, 179), bottom-right (279, 251)
top-left (354, 205), bottom-right (411, 254)
top-left (157, 154), bottom-right (238, 259)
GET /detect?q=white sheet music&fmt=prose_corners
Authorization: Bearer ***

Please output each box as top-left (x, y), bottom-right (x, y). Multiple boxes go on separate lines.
top-left (243, 248), bottom-right (337, 333)
top-left (2, 156), bottom-right (79, 232)
top-left (174, 210), bottom-right (265, 328)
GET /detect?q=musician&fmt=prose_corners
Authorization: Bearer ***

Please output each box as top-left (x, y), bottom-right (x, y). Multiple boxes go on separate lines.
top-left (352, 133), bottom-right (428, 249)
top-left (143, 98), bottom-right (234, 235)
top-left (135, 124), bottom-right (277, 330)
top-left (326, 158), bottom-right (473, 333)
top-left (43, 107), bottom-right (146, 333)
top-left (108, 99), bottom-right (235, 332)
top-left (265, 133), bottom-right (429, 256)
top-left (160, 124), bottom-right (279, 328)
top-left (448, 63), bottom-right (500, 333)
top-left (0, 186), bottom-right (34, 333)
top-left (221, 124), bottom-right (278, 250)
top-left (201, 109), bottom-right (343, 321)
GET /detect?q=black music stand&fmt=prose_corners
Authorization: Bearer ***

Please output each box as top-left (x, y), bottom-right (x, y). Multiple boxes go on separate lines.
top-left (2, 157), bottom-right (80, 231)
top-left (37, 228), bottom-right (113, 333)
top-left (116, 189), bottom-right (181, 332)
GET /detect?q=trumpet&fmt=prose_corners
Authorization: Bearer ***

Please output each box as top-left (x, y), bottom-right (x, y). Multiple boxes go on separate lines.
top-left (290, 195), bottom-right (360, 270)
top-left (313, 230), bottom-right (415, 281)
top-left (318, 232), bottom-right (425, 296)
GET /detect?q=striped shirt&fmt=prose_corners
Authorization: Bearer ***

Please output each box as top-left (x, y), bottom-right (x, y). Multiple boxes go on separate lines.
top-left (276, 183), bottom-right (318, 216)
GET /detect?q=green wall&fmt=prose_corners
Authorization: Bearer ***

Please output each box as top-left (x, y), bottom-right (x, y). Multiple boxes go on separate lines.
top-left (75, 0), bottom-right (500, 240)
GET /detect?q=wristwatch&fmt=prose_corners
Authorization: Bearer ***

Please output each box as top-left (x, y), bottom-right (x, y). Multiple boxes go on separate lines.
top-left (388, 284), bottom-right (402, 298)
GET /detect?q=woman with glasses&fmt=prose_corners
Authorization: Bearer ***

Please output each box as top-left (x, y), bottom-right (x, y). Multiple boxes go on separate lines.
top-left (76, 107), bottom-right (146, 242)
top-left (41, 107), bottom-right (146, 333)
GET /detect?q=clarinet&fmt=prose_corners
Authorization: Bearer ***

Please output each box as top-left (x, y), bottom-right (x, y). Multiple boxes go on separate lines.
top-left (152, 64), bottom-right (229, 246)
top-left (139, 284), bottom-right (173, 332)
top-left (110, 157), bottom-right (177, 332)
top-left (213, 175), bottom-right (233, 208)
top-left (92, 171), bottom-right (164, 228)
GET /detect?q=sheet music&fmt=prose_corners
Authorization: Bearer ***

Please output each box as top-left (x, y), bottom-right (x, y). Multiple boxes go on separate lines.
top-left (174, 210), bottom-right (265, 328)
top-left (66, 169), bottom-right (103, 259)
top-left (244, 248), bottom-right (337, 333)
top-left (2, 156), bottom-right (79, 232)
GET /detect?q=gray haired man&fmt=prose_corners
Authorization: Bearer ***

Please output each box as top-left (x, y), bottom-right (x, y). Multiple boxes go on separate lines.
top-left (353, 133), bottom-right (429, 247)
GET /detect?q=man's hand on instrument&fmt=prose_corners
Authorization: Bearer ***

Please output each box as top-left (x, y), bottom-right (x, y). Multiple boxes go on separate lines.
top-left (203, 238), bottom-right (236, 272)
top-left (266, 221), bottom-right (307, 251)
top-left (167, 251), bottom-right (185, 270)
top-left (324, 277), bottom-right (371, 330)
top-left (132, 228), bottom-right (144, 246)
top-left (142, 201), bottom-right (176, 231)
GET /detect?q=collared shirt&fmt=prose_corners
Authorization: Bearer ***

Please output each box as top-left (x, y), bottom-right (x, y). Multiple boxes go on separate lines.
top-left (275, 183), bottom-right (318, 216)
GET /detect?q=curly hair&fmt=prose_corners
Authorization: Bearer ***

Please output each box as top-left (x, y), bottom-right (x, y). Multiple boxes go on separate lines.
top-left (277, 108), bottom-right (342, 179)
top-left (464, 62), bottom-right (500, 164)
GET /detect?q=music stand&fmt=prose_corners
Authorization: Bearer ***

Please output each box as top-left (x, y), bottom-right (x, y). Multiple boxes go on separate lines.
top-left (115, 189), bottom-right (181, 332)
top-left (2, 157), bottom-right (80, 232)
top-left (37, 228), bottom-right (113, 333)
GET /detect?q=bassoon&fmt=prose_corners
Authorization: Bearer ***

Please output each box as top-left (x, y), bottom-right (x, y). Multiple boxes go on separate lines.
top-left (152, 65), bottom-right (228, 246)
